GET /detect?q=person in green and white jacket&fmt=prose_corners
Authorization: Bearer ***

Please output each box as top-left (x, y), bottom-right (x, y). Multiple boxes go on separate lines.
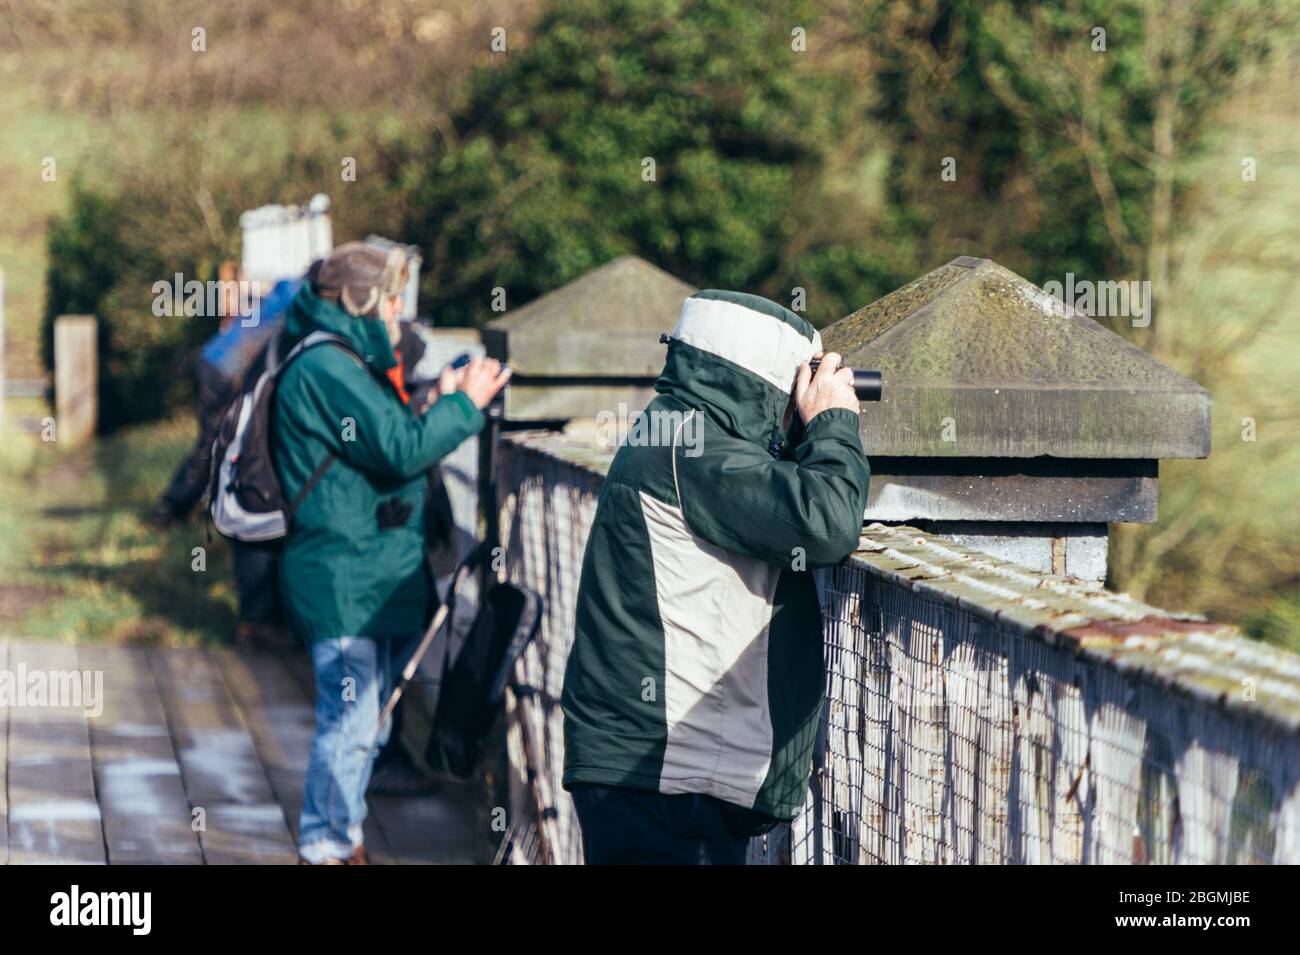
top-left (561, 289), bottom-right (870, 864)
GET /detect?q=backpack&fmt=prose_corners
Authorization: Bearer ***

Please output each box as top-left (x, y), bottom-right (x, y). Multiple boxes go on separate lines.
top-left (424, 545), bottom-right (542, 779)
top-left (207, 330), bottom-right (360, 542)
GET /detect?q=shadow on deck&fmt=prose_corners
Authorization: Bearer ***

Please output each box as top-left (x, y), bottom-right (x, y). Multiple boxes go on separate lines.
top-left (0, 640), bottom-right (477, 865)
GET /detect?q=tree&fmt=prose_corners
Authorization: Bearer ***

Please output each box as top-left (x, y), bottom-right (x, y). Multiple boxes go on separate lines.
top-left (868, 0), bottom-right (1291, 343)
top-left (403, 0), bottom-right (901, 329)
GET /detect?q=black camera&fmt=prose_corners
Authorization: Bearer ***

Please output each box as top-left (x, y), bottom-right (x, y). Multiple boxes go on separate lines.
top-left (807, 359), bottom-right (882, 402)
top-left (448, 351), bottom-right (507, 419)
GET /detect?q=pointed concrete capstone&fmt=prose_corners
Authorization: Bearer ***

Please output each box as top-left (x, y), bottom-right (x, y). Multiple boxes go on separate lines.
top-left (483, 255), bottom-right (696, 420)
top-left (484, 255), bottom-right (695, 376)
top-left (821, 256), bottom-right (1211, 460)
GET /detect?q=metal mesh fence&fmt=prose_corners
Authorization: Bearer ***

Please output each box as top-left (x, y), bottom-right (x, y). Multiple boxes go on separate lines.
top-left (485, 433), bottom-right (1300, 865)
top-left (494, 445), bottom-right (603, 865)
top-left (798, 565), bottom-right (1299, 864)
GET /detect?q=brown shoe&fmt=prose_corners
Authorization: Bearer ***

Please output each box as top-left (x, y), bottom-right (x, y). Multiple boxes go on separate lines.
top-left (348, 845), bottom-right (370, 865)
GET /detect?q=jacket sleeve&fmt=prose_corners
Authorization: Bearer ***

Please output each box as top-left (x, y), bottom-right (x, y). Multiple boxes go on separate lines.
top-left (291, 347), bottom-right (485, 481)
top-left (676, 408), bottom-right (870, 568)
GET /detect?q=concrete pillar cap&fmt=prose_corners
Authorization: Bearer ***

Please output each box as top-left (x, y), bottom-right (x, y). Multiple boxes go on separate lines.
top-left (822, 256), bottom-right (1210, 460)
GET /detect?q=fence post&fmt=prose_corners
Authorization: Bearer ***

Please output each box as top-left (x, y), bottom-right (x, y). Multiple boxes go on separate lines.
top-left (54, 314), bottom-right (97, 447)
top-left (821, 256), bottom-right (1211, 583)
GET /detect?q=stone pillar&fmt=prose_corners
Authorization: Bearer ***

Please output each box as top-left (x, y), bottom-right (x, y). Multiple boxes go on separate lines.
top-left (54, 314), bottom-right (97, 447)
top-left (483, 255), bottom-right (696, 422)
top-left (822, 256), bottom-right (1211, 583)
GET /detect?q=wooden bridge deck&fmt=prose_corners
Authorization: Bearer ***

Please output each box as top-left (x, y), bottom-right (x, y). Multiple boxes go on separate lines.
top-left (0, 639), bottom-right (477, 865)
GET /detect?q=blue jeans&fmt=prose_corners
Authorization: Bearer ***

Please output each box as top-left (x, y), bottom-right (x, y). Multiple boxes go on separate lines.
top-left (299, 635), bottom-right (412, 863)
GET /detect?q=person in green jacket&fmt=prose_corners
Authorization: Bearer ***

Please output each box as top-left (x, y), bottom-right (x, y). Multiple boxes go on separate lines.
top-left (273, 243), bottom-right (509, 865)
top-left (561, 289), bottom-right (870, 864)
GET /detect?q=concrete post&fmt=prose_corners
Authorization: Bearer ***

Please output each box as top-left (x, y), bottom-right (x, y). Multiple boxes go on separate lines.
top-left (54, 314), bottom-right (97, 447)
top-left (821, 256), bottom-right (1211, 582)
top-left (483, 256), bottom-right (696, 421)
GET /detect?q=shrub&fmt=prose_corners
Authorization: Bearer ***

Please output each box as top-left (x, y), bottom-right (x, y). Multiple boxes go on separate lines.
top-left (404, 0), bottom-right (901, 329)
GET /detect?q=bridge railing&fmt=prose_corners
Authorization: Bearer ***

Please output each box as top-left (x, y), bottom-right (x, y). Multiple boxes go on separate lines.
top-left (486, 430), bottom-right (1300, 864)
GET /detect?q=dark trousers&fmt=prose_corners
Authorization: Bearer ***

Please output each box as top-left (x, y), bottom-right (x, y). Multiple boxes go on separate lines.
top-left (230, 539), bottom-right (283, 626)
top-left (160, 359), bottom-right (233, 518)
top-left (570, 783), bottom-right (761, 865)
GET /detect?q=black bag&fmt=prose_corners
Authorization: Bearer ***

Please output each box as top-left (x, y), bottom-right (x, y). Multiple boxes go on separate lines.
top-left (425, 546), bottom-right (542, 779)
top-left (207, 331), bottom-right (360, 541)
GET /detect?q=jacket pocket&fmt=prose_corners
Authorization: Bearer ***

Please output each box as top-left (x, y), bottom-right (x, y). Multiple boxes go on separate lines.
top-left (376, 495), bottom-right (414, 530)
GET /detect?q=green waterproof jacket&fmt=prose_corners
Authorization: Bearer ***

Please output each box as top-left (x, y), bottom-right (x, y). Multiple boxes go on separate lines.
top-left (272, 286), bottom-right (484, 640)
top-left (561, 289), bottom-right (871, 820)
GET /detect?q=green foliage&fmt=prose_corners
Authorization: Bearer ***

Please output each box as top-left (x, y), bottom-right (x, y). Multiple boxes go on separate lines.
top-left (868, 0), bottom-right (1292, 285)
top-left (28, 0), bottom-right (507, 434)
top-left (42, 181), bottom-right (123, 368)
top-left (43, 180), bottom-right (203, 432)
top-left (406, 0), bottom-right (900, 328)
top-left (1246, 594), bottom-right (1300, 656)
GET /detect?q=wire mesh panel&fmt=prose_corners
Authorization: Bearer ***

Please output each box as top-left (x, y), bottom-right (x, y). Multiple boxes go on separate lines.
top-left (495, 440), bottom-right (606, 865)
top-left (796, 562), bottom-right (1300, 865)
top-left (489, 433), bottom-right (1300, 865)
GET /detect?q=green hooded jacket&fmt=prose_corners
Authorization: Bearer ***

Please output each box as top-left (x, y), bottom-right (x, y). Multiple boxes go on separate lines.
top-left (561, 289), bottom-right (871, 820)
top-left (272, 286), bottom-right (484, 640)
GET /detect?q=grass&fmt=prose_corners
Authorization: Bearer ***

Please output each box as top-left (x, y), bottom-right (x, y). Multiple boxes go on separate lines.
top-left (0, 416), bottom-right (239, 646)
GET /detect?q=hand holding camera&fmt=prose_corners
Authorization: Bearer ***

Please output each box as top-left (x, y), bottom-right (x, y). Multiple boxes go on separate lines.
top-left (459, 357), bottom-right (512, 410)
top-left (422, 355), bottom-right (512, 414)
top-left (794, 352), bottom-right (859, 425)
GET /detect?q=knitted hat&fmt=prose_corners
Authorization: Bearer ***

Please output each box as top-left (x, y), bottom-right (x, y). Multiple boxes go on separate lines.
top-left (310, 241), bottom-right (409, 317)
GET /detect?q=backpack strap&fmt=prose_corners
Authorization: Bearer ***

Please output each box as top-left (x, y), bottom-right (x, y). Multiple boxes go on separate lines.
top-left (274, 331), bottom-right (368, 524)
top-left (273, 330), bottom-right (364, 376)
top-left (286, 453), bottom-right (337, 522)
top-left (266, 327), bottom-right (283, 370)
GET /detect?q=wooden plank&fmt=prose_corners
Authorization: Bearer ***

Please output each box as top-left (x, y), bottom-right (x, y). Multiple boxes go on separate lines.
top-left (210, 649), bottom-right (312, 832)
top-left (5, 641), bottom-right (106, 864)
top-left (53, 314), bottom-right (98, 446)
top-left (78, 644), bottom-right (203, 864)
top-left (369, 788), bottom-right (477, 865)
top-left (148, 646), bottom-right (296, 864)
